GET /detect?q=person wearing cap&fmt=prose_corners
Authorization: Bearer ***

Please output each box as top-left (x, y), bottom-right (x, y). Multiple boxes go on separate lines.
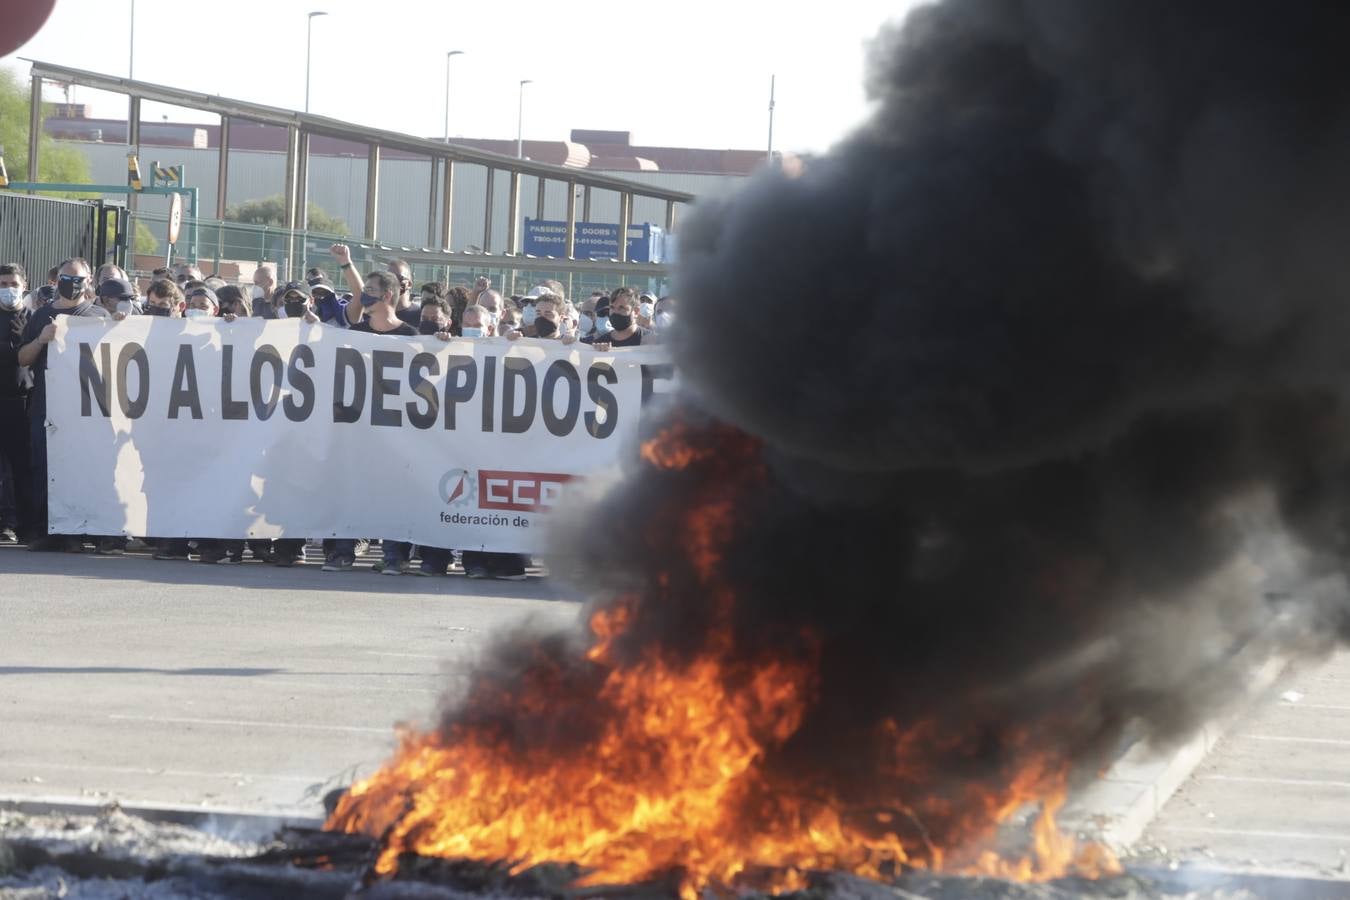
top-left (307, 275), bottom-right (348, 327)
top-left (275, 281), bottom-right (322, 324)
top-left (98, 277), bottom-right (141, 319)
top-left (637, 292), bottom-right (657, 328)
top-left (184, 285), bottom-right (220, 320)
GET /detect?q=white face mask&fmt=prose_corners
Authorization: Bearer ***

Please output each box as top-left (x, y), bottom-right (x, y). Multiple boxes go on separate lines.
top-left (0, 286), bottom-right (21, 309)
top-left (461, 326), bottom-right (483, 338)
top-left (185, 308), bottom-right (213, 321)
top-left (639, 302), bottom-right (654, 318)
top-left (577, 314), bottom-right (594, 335)
top-left (251, 285), bottom-right (265, 300)
top-left (654, 311), bottom-right (675, 331)
top-left (116, 300), bottom-right (134, 316)
top-left (522, 305), bottom-right (539, 326)
top-left (595, 316), bottom-right (613, 334)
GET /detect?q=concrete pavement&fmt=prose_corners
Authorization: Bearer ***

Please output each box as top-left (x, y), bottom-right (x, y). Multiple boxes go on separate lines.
top-left (0, 545), bottom-right (579, 815)
top-left (1140, 651), bottom-right (1350, 880)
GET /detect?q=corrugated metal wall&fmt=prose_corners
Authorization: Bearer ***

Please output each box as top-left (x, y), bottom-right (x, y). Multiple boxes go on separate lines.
top-left (59, 141), bottom-right (747, 253)
top-left (0, 193), bottom-right (99, 277)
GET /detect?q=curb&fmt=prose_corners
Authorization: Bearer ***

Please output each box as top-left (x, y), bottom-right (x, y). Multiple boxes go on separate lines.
top-left (1061, 649), bottom-right (1290, 850)
top-left (0, 794), bottom-right (323, 839)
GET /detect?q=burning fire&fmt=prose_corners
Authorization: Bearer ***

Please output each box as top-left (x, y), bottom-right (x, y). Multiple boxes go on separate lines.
top-left (327, 420), bottom-right (1120, 896)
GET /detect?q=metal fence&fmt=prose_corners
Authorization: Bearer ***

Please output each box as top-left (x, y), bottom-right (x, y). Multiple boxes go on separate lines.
top-left (131, 209), bottom-right (671, 299)
top-left (0, 193), bottom-right (124, 277)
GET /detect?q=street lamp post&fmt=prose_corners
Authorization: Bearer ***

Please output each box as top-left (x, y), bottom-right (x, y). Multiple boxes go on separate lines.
top-left (305, 11), bottom-right (328, 113)
top-left (128, 0), bottom-right (135, 78)
top-left (444, 50), bottom-right (464, 143)
top-left (516, 79), bottom-right (533, 159)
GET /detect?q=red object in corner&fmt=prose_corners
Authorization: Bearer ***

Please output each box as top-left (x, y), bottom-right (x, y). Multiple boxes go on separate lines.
top-left (0, 0), bottom-right (58, 58)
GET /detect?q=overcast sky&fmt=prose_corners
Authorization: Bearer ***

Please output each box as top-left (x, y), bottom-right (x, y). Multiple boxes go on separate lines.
top-left (2, 0), bottom-right (923, 154)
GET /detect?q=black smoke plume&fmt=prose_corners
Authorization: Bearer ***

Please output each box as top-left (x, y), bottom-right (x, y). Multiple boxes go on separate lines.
top-left (338, 0), bottom-right (1350, 876)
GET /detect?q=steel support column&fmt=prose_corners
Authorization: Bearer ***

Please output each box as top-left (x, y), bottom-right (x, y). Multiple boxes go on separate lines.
top-left (364, 144), bottom-right (380, 240)
top-left (440, 158), bottom-right (455, 251)
top-left (617, 191), bottom-right (631, 263)
top-left (482, 167), bottom-right (495, 253)
top-left (565, 179), bottom-right (577, 260)
top-left (26, 76), bottom-right (42, 193)
top-left (536, 175), bottom-right (546, 220)
top-left (665, 199), bottom-right (676, 234)
top-left (507, 171), bottom-right (522, 255)
top-left (215, 115), bottom-right (231, 218)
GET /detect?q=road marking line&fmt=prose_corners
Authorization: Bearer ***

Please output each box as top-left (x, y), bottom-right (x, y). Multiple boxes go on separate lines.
top-left (362, 651), bottom-right (445, 660)
top-left (5, 761), bottom-right (320, 784)
top-left (1241, 734), bottom-right (1350, 746)
top-left (106, 714), bottom-right (389, 734)
top-left (1279, 702), bottom-right (1350, 711)
top-left (1202, 774), bottom-right (1350, 790)
top-left (259, 679), bottom-right (440, 694)
top-left (1151, 825), bottom-right (1350, 842)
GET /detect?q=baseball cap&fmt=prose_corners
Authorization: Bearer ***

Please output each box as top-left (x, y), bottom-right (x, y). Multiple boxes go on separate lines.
top-left (523, 285), bottom-right (556, 300)
top-left (307, 275), bottom-right (336, 297)
top-left (280, 280), bottom-right (313, 299)
top-left (97, 277), bottom-right (136, 301)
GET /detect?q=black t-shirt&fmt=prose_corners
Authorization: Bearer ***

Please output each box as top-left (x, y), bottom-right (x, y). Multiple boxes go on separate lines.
top-left (350, 320), bottom-right (418, 337)
top-left (21, 301), bottom-right (104, 417)
top-left (583, 328), bottom-right (649, 347)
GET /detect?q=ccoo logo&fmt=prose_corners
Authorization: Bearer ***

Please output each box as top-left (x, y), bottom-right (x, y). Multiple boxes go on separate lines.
top-left (438, 468), bottom-right (477, 507)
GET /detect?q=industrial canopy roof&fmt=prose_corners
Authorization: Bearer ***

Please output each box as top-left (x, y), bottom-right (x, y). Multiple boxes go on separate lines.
top-left (24, 59), bottom-right (695, 204)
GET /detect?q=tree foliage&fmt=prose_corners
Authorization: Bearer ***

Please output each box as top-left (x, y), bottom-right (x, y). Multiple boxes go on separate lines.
top-left (225, 195), bottom-right (349, 235)
top-left (0, 66), bottom-right (96, 193)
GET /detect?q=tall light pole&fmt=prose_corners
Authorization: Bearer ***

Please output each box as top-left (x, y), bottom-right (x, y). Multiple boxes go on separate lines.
top-left (444, 50), bottom-right (464, 143)
top-left (516, 79), bottom-right (533, 159)
top-left (305, 11), bottom-right (328, 113)
top-left (767, 74), bottom-right (776, 167)
top-left (128, 0), bottom-right (135, 79)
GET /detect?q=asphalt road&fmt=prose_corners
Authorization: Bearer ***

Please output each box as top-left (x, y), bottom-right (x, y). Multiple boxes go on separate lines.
top-left (0, 544), bottom-right (579, 816)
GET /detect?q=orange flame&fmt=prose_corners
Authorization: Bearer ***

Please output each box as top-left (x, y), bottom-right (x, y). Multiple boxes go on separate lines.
top-left (327, 420), bottom-right (1120, 896)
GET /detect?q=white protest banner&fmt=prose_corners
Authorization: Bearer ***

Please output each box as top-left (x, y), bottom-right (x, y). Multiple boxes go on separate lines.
top-left (45, 317), bottom-right (674, 552)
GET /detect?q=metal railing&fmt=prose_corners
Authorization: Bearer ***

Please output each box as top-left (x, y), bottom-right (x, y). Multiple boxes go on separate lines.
top-left (131, 210), bottom-right (672, 298)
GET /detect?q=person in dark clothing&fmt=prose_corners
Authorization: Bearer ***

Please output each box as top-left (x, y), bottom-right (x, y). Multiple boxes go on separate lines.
top-left (17, 257), bottom-right (113, 553)
top-left (582, 287), bottom-right (651, 349)
top-left (0, 263), bottom-right (35, 542)
top-left (321, 265), bottom-right (423, 573)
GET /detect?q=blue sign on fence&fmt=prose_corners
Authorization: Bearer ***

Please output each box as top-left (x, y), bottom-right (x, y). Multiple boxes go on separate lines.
top-left (523, 219), bottom-right (664, 263)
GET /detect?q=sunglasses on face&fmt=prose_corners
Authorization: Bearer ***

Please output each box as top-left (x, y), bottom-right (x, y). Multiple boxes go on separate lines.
top-left (59, 274), bottom-right (87, 284)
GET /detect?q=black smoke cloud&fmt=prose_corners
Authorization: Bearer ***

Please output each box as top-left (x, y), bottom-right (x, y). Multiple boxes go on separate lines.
top-left (430, 0), bottom-right (1350, 867)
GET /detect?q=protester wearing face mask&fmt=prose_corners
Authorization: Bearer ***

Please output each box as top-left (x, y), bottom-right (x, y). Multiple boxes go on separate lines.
top-left (98, 277), bottom-right (141, 319)
top-left (308, 274), bottom-right (347, 327)
top-left (184, 286), bottom-right (222, 320)
top-left (505, 296), bottom-right (576, 345)
top-left (584, 288), bottom-right (650, 349)
top-left (652, 295), bottom-right (676, 335)
top-left (143, 279), bottom-right (186, 317)
top-left (0, 263), bottom-right (34, 544)
top-left (476, 289), bottom-right (505, 335)
top-left (216, 285), bottom-right (252, 320)
top-left (316, 267), bottom-right (418, 572)
top-left (18, 258), bottom-right (114, 552)
top-left (252, 264), bottom-right (277, 317)
top-left (273, 281), bottom-right (322, 324)
top-left (637, 292), bottom-right (657, 329)
top-left (418, 294), bottom-right (452, 335)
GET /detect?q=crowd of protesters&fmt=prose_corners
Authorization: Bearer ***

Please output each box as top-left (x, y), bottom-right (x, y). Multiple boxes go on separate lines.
top-left (0, 246), bottom-right (675, 580)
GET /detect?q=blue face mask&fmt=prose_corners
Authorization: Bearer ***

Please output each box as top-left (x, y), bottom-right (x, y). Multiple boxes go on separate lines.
top-left (461, 326), bottom-right (483, 338)
top-left (359, 292), bottom-right (381, 307)
top-left (595, 316), bottom-right (613, 334)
